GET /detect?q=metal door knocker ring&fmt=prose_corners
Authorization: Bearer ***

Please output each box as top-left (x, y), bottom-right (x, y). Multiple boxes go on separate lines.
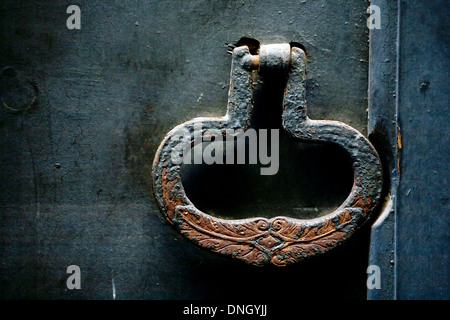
top-left (152, 42), bottom-right (383, 266)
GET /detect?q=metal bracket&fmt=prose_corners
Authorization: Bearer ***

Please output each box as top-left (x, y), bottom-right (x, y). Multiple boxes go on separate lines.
top-left (152, 43), bottom-right (383, 266)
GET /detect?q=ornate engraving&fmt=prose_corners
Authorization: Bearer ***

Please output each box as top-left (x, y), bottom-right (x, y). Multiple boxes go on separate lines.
top-left (171, 206), bottom-right (358, 266)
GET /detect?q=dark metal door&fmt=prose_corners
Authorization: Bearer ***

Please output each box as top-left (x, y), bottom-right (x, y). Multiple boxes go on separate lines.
top-left (0, 0), bottom-right (448, 300)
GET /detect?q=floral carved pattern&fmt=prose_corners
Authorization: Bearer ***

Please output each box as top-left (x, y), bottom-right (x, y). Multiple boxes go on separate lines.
top-left (172, 206), bottom-right (357, 266)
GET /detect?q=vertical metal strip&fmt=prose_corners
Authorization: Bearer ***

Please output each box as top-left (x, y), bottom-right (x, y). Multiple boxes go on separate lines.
top-left (367, 0), bottom-right (400, 300)
top-left (393, 0), bottom-right (402, 301)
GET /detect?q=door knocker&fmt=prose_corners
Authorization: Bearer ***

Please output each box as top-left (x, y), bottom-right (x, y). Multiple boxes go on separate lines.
top-left (152, 42), bottom-right (382, 266)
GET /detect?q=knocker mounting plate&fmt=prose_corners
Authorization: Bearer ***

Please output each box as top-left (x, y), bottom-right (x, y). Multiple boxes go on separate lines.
top-left (152, 42), bottom-right (382, 266)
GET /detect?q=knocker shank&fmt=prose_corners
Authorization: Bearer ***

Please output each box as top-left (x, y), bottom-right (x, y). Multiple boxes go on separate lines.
top-left (152, 43), bottom-right (382, 266)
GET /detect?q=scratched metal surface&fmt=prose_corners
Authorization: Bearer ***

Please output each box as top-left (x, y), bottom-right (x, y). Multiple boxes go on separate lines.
top-left (393, 0), bottom-right (449, 299)
top-left (367, 0), bottom-right (449, 300)
top-left (0, 0), bottom-right (373, 299)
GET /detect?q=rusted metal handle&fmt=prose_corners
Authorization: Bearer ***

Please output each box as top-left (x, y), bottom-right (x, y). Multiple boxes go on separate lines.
top-left (152, 43), bottom-right (382, 266)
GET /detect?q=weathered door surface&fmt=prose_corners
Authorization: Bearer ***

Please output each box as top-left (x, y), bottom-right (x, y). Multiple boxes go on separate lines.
top-left (0, 0), bottom-right (448, 300)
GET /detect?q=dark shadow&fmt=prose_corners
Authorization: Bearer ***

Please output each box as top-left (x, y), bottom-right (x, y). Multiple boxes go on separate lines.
top-left (181, 70), bottom-right (354, 220)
